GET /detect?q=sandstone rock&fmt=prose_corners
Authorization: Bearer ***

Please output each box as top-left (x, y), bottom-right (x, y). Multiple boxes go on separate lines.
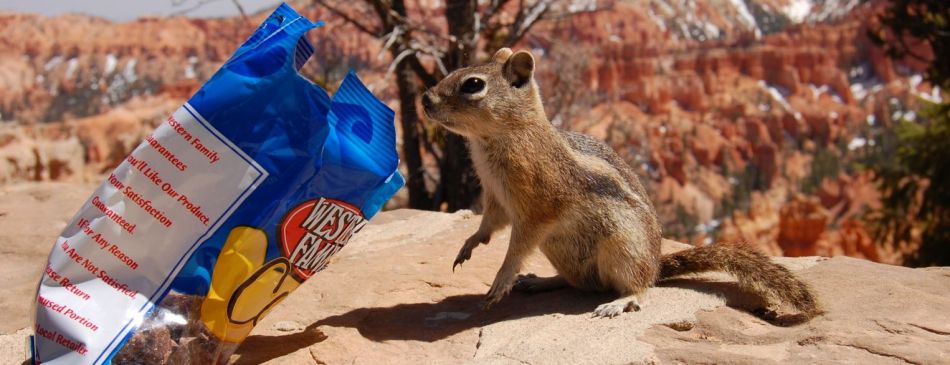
top-left (0, 125), bottom-right (84, 184)
top-left (0, 4), bottom-right (384, 124)
top-left (717, 191), bottom-right (784, 256)
top-left (783, 151), bottom-right (811, 183)
top-left (689, 124), bottom-right (724, 167)
top-left (71, 97), bottom-right (179, 173)
top-left (817, 176), bottom-right (845, 208)
top-left (829, 219), bottom-right (881, 262)
top-left (0, 126), bottom-right (43, 183)
top-left (1, 183), bottom-right (948, 364)
top-left (769, 65), bottom-right (802, 96)
top-left (778, 195), bottom-right (830, 257)
top-left (0, 96), bottom-right (177, 185)
top-left (816, 172), bottom-right (882, 223)
top-left (0, 182), bottom-right (98, 334)
top-left (753, 141), bottom-right (781, 188)
top-left (694, 167), bottom-right (731, 203)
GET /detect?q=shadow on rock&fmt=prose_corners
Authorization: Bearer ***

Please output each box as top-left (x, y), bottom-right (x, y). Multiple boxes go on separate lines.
top-left (234, 277), bottom-right (805, 363)
top-left (311, 288), bottom-right (611, 342)
top-left (232, 327), bottom-right (328, 364)
top-left (231, 287), bottom-right (607, 363)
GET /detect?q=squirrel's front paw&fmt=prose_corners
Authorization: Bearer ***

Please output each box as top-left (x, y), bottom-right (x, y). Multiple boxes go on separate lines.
top-left (453, 231), bottom-right (491, 271)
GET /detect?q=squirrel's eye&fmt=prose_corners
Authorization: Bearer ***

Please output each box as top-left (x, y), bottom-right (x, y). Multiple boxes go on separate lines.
top-left (460, 78), bottom-right (486, 94)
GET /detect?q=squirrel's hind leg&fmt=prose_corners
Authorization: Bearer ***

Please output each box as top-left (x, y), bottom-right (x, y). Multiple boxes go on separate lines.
top-left (591, 234), bottom-right (658, 318)
top-left (512, 273), bottom-right (569, 293)
top-left (593, 293), bottom-right (643, 318)
top-left (592, 266), bottom-right (650, 318)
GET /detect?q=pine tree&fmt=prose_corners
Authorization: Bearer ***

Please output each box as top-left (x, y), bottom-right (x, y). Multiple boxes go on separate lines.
top-left (868, 0), bottom-right (950, 266)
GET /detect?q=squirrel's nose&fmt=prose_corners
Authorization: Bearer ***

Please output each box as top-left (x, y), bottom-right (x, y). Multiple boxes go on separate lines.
top-left (421, 93), bottom-right (434, 110)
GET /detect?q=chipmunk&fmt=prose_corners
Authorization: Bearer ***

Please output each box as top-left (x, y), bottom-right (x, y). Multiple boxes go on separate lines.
top-left (421, 48), bottom-right (821, 319)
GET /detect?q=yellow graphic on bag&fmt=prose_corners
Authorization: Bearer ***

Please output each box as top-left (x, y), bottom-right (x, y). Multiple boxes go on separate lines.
top-left (200, 226), bottom-right (301, 343)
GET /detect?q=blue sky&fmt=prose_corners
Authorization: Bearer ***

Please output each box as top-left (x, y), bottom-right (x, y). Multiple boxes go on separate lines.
top-left (0, 0), bottom-right (283, 21)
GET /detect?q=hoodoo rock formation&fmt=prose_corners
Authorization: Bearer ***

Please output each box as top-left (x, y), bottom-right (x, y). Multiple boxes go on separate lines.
top-left (0, 0), bottom-right (941, 263)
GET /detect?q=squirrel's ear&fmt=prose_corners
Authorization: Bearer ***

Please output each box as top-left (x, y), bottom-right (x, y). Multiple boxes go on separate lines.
top-left (503, 51), bottom-right (535, 88)
top-left (493, 48), bottom-right (513, 63)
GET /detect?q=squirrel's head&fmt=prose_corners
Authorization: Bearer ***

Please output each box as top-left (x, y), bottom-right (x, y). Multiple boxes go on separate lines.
top-left (422, 48), bottom-right (544, 139)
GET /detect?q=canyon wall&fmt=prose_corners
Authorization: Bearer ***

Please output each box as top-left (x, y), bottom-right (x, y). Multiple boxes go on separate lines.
top-left (0, 0), bottom-right (941, 264)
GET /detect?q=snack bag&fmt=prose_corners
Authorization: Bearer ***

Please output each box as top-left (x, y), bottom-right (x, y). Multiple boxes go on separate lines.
top-left (30, 4), bottom-right (404, 364)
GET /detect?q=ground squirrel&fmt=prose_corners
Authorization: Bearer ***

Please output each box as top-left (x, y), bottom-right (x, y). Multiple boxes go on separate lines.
top-left (421, 48), bottom-right (821, 319)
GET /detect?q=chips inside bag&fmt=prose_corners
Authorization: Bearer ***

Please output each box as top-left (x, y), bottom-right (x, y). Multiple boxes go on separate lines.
top-left (30, 4), bottom-right (404, 364)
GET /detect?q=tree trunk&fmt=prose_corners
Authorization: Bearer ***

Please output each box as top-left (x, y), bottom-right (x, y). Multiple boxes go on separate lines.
top-left (439, 0), bottom-right (481, 211)
top-left (394, 57), bottom-right (434, 209)
top-left (444, 0), bottom-right (478, 69)
top-left (441, 133), bottom-right (480, 211)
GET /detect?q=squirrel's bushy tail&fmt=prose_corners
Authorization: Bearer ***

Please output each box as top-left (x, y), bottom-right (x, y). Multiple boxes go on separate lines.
top-left (660, 244), bottom-right (822, 320)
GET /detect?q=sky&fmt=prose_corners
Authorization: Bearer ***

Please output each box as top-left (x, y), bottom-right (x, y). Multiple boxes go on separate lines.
top-left (0, 0), bottom-right (284, 21)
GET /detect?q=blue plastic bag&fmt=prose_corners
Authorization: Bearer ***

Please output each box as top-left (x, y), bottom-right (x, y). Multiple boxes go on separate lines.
top-left (31, 4), bottom-right (403, 364)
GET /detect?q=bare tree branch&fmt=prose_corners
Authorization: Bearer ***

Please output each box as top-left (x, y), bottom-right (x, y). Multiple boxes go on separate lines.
top-left (314, 0), bottom-right (382, 36)
top-left (372, 0), bottom-right (394, 27)
top-left (408, 53), bottom-right (441, 87)
top-left (386, 49), bottom-right (415, 76)
top-left (378, 28), bottom-right (403, 58)
top-left (481, 0), bottom-right (513, 27)
top-left (543, 5), bottom-right (610, 22)
top-left (230, 0), bottom-right (250, 25)
top-left (379, 8), bottom-right (457, 43)
top-left (505, 0), bottom-right (553, 46)
top-left (168, 0), bottom-right (253, 25)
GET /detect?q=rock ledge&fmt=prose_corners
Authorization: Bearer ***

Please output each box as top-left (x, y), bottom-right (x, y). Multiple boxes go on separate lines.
top-left (0, 184), bottom-right (947, 364)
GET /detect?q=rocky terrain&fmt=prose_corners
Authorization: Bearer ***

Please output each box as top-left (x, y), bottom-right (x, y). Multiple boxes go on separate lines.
top-left (0, 0), bottom-right (944, 264)
top-left (0, 182), bottom-right (948, 364)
